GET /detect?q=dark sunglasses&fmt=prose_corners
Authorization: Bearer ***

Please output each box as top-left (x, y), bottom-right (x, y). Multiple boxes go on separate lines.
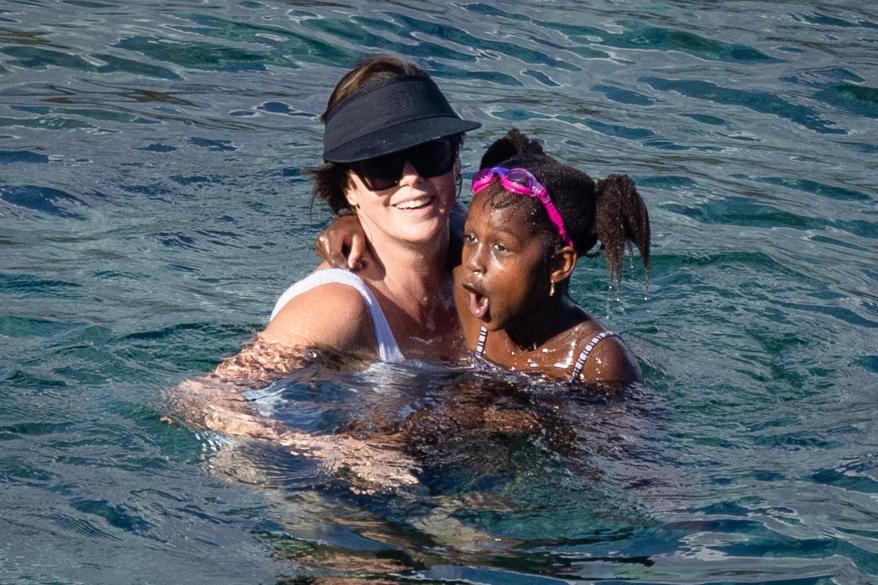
top-left (350, 138), bottom-right (456, 191)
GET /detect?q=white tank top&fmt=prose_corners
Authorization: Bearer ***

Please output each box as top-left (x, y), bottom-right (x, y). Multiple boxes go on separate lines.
top-left (270, 269), bottom-right (405, 363)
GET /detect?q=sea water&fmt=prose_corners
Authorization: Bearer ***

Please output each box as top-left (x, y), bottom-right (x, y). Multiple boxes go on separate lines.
top-left (1, 1), bottom-right (876, 583)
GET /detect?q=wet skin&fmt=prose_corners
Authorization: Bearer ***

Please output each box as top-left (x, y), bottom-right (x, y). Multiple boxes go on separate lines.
top-left (455, 194), bottom-right (585, 376)
top-left (459, 195), bottom-right (554, 332)
top-left (315, 184), bottom-right (643, 385)
top-left (453, 193), bottom-right (642, 386)
top-left (342, 161), bottom-right (463, 361)
top-left (266, 160), bottom-right (463, 363)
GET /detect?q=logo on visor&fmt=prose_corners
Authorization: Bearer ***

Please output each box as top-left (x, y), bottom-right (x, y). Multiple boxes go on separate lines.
top-left (391, 90), bottom-right (413, 113)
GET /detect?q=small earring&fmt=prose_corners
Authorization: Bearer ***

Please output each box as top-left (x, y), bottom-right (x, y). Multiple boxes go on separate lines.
top-left (549, 279), bottom-right (556, 297)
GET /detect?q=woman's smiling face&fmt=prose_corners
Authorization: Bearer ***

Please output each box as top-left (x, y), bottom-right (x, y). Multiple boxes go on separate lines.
top-left (344, 159), bottom-right (458, 249)
top-left (460, 193), bottom-right (552, 331)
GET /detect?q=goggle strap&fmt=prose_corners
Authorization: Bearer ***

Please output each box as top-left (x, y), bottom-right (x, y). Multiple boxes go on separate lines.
top-left (471, 166), bottom-right (575, 249)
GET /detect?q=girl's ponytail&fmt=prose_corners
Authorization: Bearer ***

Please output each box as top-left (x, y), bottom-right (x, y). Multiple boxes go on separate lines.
top-left (474, 129), bottom-right (651, 292)
top-left (594, 175), bottom-right (651, 289)
top-left (479, 128), bottom-right (545, 169)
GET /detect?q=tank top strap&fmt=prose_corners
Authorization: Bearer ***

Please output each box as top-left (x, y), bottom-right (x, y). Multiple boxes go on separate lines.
top-left (569, 330), bottom-right (617, 382)
top-left (270, 269), bottom-right (405, 363)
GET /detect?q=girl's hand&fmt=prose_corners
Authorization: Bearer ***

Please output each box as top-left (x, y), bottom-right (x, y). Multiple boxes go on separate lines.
top-left (315, 214), bottom-right (370, 271)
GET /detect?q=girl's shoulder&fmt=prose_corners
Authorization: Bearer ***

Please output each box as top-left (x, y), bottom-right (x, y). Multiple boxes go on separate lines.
top-left (570, 317), bottom-right (642, 388)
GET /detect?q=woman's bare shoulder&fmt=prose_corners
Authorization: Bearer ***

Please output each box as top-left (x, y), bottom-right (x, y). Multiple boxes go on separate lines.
top-left (262, 283), bottom-right (376, 355)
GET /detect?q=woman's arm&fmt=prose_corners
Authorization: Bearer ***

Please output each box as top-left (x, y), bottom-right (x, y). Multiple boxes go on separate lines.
top-left (164, 335), bottom-right (310, 435)
top-left (166, 278), bottom-right (378, 438)
top-left (165, 323), bottom-right (419, 492)
top-left (169, 376), bottom-right (419, 493)
top-left (169, 282), bottom-right (377, 427)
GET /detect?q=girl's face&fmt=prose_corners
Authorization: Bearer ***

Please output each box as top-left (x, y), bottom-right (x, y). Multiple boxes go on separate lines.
top-left (461, 194), bottom-right (552, 331)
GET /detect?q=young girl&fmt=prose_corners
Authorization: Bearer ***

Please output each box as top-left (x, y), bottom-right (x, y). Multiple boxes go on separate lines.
top-left (453, 129), bottom-right (650, 388)
top-left (320, 128), bottom-right (650, 389)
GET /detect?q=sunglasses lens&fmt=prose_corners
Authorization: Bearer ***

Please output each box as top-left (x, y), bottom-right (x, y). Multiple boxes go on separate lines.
top-left (409, 138), bottom-right (455, 179)
top-left (352, 138), bottom-right (455, 191)
top-left (353, 155), bottom-right (404, 191)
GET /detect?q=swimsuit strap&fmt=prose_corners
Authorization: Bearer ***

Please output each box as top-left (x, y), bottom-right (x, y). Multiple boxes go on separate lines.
top-left (473, 325), bottom-right (489, 360)
top-left (474, 325), bottom-right (617, 384)
top-left (570, 330), bottom-right (617, 382)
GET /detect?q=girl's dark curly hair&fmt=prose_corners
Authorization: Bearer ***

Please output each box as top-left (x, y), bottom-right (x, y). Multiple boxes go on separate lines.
top-left (476, 128), bottom-right (650, 288)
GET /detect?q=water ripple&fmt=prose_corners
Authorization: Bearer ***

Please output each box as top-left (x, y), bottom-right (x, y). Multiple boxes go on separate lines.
top-left (752, 176), bottom-right (873, 202)
top-left (180, 13), bottom-right (354, 66)
top-left (641, 76), bottom-right (846, 135)
top-left (114, 36), bottom-right (280, 72)
top-left (0, 184), bottom-right (88, 219)
top-left (0, 149), bottom-right (47, 163)
top-left (1, 1), bottom-right (877, 583)
top-left (610, 24), bottom-right (783, 63)
top-left (814, 83), bottom-right (878, 118)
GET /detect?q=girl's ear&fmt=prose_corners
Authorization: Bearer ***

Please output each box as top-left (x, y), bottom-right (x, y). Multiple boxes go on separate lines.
top-left (549, 245), bottom-right (578, 285)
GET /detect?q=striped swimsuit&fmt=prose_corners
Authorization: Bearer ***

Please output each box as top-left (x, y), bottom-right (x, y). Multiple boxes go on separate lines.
top-left (472, 326), bottom-right (617, 382)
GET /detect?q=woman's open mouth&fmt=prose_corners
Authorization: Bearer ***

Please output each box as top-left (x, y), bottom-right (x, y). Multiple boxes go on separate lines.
top-left (392, 196), bottom-right (434, 211)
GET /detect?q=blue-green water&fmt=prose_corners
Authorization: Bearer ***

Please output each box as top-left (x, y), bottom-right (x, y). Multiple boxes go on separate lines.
top-left (1, 1), bottom-right (876, 583)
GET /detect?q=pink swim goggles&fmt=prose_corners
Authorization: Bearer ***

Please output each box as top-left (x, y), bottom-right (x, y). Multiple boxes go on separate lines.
top-left (471, 166), bottom-right (574, 248)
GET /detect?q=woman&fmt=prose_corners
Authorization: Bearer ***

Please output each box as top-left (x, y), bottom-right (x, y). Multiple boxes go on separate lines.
top-left (263, 54), bottom-right (479, 363)
top-left (168, 55), bottom-right (480, 491)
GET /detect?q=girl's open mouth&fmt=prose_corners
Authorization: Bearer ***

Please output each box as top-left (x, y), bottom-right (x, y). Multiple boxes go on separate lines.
top-left (462, 282), bottom-right (489, 319)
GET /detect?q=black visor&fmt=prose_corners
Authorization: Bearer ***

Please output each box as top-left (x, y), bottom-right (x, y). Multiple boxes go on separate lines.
top-left (322, 75), bottom-right (480, 163)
